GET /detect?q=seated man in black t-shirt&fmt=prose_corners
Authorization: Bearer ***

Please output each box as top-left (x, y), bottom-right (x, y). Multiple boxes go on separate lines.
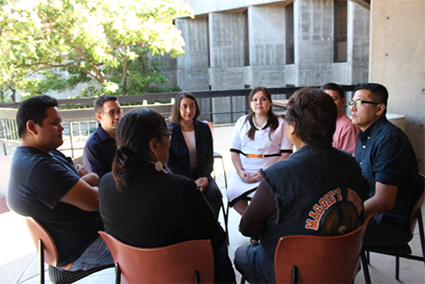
top-left (7, 95), bottom-right (113, 271)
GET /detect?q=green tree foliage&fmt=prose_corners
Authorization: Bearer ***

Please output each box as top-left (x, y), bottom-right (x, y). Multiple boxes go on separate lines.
top-left (0, 0), bottom-right (192, 101)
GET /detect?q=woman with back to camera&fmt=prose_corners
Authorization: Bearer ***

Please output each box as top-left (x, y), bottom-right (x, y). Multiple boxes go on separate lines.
top-left (166, 92), bottom-right (223, 218)
top-left (227, 87), bottom-right (293, 220)
top-left (99, 108), bottom-right (235, 283)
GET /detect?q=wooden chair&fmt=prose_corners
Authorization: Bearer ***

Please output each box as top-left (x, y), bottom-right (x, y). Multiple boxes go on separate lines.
top-left (98, 231), bottom-right (215, 284)
top-left (364, 173), bottom-right (425, 280)
top-left (273, 215), bottom-right (373, 284)
top-left (25, 217), bottom-right (112, 284)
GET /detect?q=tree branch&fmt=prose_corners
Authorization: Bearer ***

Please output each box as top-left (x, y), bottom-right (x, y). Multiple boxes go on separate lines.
top-left (73, 46), bottom-right (106, 83)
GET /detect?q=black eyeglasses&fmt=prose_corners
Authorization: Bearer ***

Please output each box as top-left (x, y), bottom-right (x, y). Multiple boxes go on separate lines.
top-left (163, 132), bottom-right (172, 141)
top-left (348, 100), bottom-right (381, 108)
top-left (100, 109), bottom-right (124, 117)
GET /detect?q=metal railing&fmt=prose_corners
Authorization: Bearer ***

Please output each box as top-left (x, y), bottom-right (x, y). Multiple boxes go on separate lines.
top-left (0, 86), bottom-right (356, 158)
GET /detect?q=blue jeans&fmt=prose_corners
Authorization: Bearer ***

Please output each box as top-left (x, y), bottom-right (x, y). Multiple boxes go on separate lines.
top-left (235, 244), bottom-right (276, 284)
top-left (66, 236), bottom-right (113, 271)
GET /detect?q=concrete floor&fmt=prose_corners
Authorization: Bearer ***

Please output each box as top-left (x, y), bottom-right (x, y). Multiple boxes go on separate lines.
top-left (0, 125), bottom-right (424, 284)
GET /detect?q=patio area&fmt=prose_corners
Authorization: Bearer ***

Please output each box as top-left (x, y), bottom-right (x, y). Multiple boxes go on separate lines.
top-left (0, 125), bottom-right (423, 284)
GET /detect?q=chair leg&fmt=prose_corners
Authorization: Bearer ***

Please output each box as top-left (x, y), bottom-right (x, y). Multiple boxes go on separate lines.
top-left (194, 270), bottom-right (201, 284)
top-left (417, 209), bottom-right (425, 267)
top-left (220, 158), bottom-right (227, 188)
top-left (221, 201), bottom-right (229, 245)
top-left (115, 263), bottom-right (121, 284)
top-left (39, 239), bottom-right (45, 284)
top-left (395, 256), bottom-right (400, 280)
top-left (366, 250), bottom-right (370, 265)
top-left (360, 250), bottom-right (372, 284)
top-left (291, 266), bottom-right (298, 284)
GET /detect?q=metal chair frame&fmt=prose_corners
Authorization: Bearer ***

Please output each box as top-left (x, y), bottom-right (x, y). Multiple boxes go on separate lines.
top-left (25, 217), bottom-right (112, 284)
top-left (364, 173), bottom-right (425, 280)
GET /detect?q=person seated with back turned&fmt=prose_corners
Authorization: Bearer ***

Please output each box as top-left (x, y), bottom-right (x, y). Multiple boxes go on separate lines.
top-left (7, 95), bottom-right (113, 272)
top-left (234, 88), bottom-right (369, 283)
top-left (83, 95), bottom-right (123, 178)
top-left (349, 83), bottom-right (421, 247)
top-left (98, 108), bottom-right (235, 283)
top-left (321, 82), bottom-right (360, 156)
top-left (166, 92), bottom-right (223, 218)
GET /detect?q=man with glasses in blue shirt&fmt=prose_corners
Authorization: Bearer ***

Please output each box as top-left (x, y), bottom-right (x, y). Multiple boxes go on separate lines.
top-left (83, 95), bottom-right (123, 178)
top-left (350, 83), bottom-right (420, 247)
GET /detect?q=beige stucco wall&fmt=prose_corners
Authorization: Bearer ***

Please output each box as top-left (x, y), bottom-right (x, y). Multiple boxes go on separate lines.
top-left (369, 0), bottom-right (425, 173)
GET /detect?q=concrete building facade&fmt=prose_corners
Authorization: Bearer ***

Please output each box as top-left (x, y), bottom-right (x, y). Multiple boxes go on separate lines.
top-left (156, 0), bottom-right (370, 91)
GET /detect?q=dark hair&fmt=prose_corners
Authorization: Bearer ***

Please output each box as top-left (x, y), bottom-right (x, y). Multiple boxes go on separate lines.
top-left (355, 83), bottom-right (388, 114)
top-left (245, 86), bottom-right (279, 140)
top-left (321, 82), bottom-right (345, 100)
top-left (94, 95), bottom-right (118, 113)
top-left (171, 92), bottom-right (201, 123)
top-left (285, 87), bottom-right (337, 147)
top-left (112, 108), bottom-right (168, 191)
top-left (16, 95), bottom-right (58, 138)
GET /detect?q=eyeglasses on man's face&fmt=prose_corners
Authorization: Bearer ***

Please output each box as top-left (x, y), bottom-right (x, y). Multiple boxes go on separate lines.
top-left (348, 100), bottom-right (381, 108)
top-left (100, 108), bottom-right (124, 117)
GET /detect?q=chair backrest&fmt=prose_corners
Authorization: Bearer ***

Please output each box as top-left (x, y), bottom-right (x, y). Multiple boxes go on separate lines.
top-left (274, 215), bottom-right (373, 284)
top-left (98, 231), bottom-right (215, 284)
top-left (205, 121), bottom-right (215, 140)
top-left (409, 173), bottom-right (425, 237)
top-left (25, 217), bottom-right (58, 267)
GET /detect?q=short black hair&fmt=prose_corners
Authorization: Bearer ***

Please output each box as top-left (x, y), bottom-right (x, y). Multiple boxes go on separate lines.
top-left (286, 87), bottom-right (337, 147)
top-left (94, 95), bottom-right (118, 113)
top-left (355, 83), bottom-right (388, 112)
top-left (16, 95), bottom-right (58, 138)
top-left (321, 82), bottom-right (345, 100)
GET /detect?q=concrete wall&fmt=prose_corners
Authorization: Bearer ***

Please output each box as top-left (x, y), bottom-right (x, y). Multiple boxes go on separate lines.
top-left (168, 0), bottom-right (370, 90)
top-left (176, 17), bottom-right (210, 91)
top-left (293, 0), bottom-right (334, 86)
top-left (245, 5), bottom-right (286, 87)
top-left (369, 0), bottom-right (425, 173)
top-left (208, 11), bottom-right (247, 90)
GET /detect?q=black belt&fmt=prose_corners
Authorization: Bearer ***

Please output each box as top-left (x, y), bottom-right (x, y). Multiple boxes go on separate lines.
top-left (230, 149), bottom-right (282, 158)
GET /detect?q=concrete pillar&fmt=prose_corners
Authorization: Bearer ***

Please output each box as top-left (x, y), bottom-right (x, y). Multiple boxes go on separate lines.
top-left (332, 1), bottom-right (370, 85)
top-left (175, 17), bottom-right (209, 91)
top-left (349, 1), bottom-right (369, 83)
top-left (245, 5), bottom-right (286, 88)
top-left (369, 0), bottom-right (425, 173)
top-left (292, 0), bottom-right (334, 86)
top-left (208, 11), bottom-right (246, 89)
top-left (208, 11), bottom-right (248, 123)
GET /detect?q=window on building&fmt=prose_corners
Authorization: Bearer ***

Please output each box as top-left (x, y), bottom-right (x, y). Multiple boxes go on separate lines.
top-left (334, 0), bottom-right (348, 62)
top-left (285, 2), bottom-right (294, 64)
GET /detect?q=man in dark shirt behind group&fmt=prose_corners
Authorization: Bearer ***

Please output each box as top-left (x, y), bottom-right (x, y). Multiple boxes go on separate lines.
top-left (83, 95), bottom-right (122, 178)
top-left (350, 83), bottom-right (421, 247)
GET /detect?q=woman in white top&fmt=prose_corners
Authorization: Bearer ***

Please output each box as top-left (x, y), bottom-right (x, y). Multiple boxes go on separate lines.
top-left (228, 87), bottom-right (293, 216)
top-left (166, 92), bottom-right (223, 218)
